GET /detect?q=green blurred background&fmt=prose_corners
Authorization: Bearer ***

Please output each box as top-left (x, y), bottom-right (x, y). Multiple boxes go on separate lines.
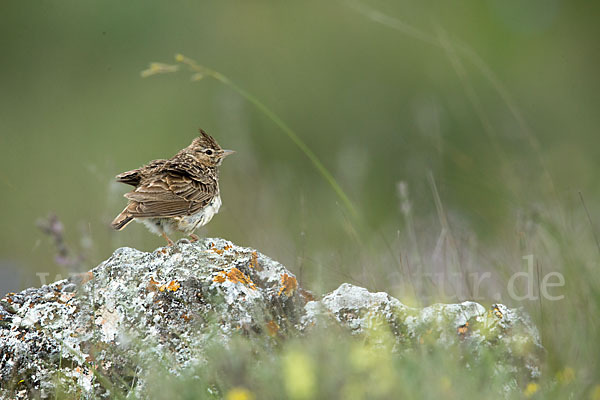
top-left (3, 1), bottom-right (600, 396)
top-left (1, 0), bottom-right (599, 300)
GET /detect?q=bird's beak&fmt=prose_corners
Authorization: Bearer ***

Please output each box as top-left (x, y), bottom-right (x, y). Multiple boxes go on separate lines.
top-left (222, 149), bottom-right (236, 158)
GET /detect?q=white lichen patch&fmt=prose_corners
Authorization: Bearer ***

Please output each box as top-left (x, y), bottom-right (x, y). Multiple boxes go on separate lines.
top-left (304, 283), bottom-right (409, 333)
top-left (95, 306), bottom-right (122, 342)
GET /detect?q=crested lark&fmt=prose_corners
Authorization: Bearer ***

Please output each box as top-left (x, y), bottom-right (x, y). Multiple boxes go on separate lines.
top-left (111, 129), bottom-right (234, 245)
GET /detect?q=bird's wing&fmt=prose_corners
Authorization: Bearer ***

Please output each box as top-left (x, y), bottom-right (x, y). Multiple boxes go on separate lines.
top-left (124, 170), bottom-right (216, 218)
top-left (115, 169), bottom-right (142, 186)
top-left (116, 159), bottom-right (167, 186)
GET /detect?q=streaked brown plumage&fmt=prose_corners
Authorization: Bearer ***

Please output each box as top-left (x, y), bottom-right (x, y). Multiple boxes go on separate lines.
top-left (111, 129), bottom-right (234, 245)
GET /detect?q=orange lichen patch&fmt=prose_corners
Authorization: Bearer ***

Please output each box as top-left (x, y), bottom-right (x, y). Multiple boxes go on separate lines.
top-left (457, 322), bottom-right (469, 338)
top-left (209, 242), bottom-right (225, 255)
top-left (299, 288), bottom-right (315, 302)
top-left (71, 271), bottom-right (94, 285)
top-left (249, 251), bottom-right (260, 270)
top-left (209, 243), bottom-right (233, 255)
top-left (213, 268), bottom-right (257, 290)
top-left (278, 273), bottom-right (297, 296)
top-left (182, 313), bottom-right (191, 322)
top-left (58, 292), bottom-right (76, 304)
top-left (491, 305), bottom-right (503, 319)
top-left (227, 268), bottom-right (257, 289)
top-left (159, 280), bottom-right (181, 292)
top-left (147, 276), bottom-right (160, 292)
top-left (80, 271), bottom-right (94, 284)
top-left (266, 320), bottom-right (280, 336)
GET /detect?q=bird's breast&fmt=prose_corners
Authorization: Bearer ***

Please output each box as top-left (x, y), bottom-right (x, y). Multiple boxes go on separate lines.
top-left (177, 194), bottom-right (222, 234)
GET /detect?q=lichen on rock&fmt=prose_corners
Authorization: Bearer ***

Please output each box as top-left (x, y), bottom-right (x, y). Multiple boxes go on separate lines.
top-left (0, 239), bottom-right (305, 398)
top-left (0, 239), bottom-right (543, 399)
top-left (302, 282), bottom-right (543, 383)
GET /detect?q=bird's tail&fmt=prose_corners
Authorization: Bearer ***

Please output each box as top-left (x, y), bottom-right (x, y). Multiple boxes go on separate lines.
top-left (111, 208), bottom-right (134, 231)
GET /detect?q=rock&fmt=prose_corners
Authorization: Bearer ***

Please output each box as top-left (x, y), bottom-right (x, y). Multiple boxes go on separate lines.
top-left (0, 239), bottom-right (305, 399)
top-left (0, 239), bottom-right (542, 399)
top-left (302, 283), bottom-right (543, 384)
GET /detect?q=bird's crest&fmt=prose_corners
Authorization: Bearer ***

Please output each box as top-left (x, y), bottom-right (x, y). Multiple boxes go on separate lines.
top-left (191, 129), bottom-right (221, 150)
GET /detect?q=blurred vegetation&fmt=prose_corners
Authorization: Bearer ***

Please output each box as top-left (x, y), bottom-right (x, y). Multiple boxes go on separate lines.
top-left (1, 0), bottom-right (599, 398)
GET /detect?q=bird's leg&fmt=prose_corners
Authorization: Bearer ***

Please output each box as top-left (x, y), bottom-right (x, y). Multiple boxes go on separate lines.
top-left (161, 232), bottom-right (175, 247)
top-left (189, 234), bottom-right (200, 243)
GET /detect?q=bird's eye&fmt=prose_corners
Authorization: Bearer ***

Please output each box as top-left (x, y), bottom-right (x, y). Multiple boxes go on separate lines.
top-left (205, 149), bottom-right (213, 155)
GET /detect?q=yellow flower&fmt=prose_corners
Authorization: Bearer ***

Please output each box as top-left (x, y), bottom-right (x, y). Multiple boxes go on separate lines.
top-left (590, 384), bottom-right (600, 400)
top-left (342, 381), bottom-right (365, 400)
top-left (283, 350), bottom-right (316, 400)
top-left (349, 344), bottom-right (374, 370)
top-left (440, 376), bottom-right (452, 393)
top-left (524, 382), bottom-right (539, 398)
top-left (226, 387), bottom-right (254, 400)
top-left (556, 367), bottom-right (575, 385)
